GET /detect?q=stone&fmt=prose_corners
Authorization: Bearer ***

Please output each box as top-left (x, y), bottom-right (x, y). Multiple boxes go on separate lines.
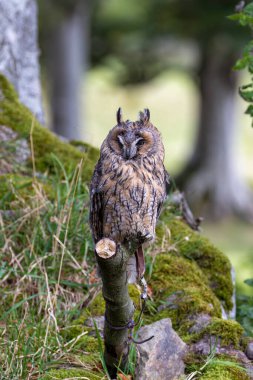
top-left (188, 313), bottom-right (212, 334)
top-left (0, 125), bottom-right (30, 174)
top-left (246, 341), bottom-right (253, 360)
top-left (221, 266), bottom-right (236, 320)
top-left (135, 318), bottom-right (187, 380)
top-left (190, 337), bottom-right (253, 379)
top-left (84, 316), bottom-right (104, 338)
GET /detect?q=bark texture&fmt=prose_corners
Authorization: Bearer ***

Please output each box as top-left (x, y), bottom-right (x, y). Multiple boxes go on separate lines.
top-left (47, 1), bottom-right (90, 139)
top-left (96, 238), bottom-right (135, 379)
top-left (176, 41), bottom-right (253, 220)
top-left (0, 0), bottom-right (44, 123)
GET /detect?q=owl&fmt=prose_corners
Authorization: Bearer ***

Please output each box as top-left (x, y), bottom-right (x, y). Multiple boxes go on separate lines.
top-left (89, 108), bottom-right (169, 281)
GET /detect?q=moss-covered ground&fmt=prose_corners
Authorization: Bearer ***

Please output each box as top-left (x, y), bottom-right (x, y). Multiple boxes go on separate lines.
top-left (0, 75), bottom-right (250, 379)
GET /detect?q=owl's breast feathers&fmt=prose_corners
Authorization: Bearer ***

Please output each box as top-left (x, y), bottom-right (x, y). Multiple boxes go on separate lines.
top-left (90, 152), bottom-right (167, 245)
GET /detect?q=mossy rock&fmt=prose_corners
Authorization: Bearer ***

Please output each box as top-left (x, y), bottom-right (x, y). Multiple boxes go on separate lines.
top-left (156, 210), bottom-right (233, 312)
top-left (146, 253), bottom-right (221, 339)
top-left (202, 318), bottom-right (244, 349)
top-left (40, 368), bottom-right (103, 380)
top-left (0, 74), bottom-right (98, 181)
top-left (199, 364), bottom-right (249, 380)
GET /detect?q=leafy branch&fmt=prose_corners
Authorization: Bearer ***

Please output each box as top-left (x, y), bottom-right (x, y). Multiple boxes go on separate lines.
top-left (229, 2), bottom-right (253, 126)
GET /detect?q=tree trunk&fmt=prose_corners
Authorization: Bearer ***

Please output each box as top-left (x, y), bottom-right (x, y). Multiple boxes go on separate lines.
top-left (0, 0), bottom-right (44, 123)
top-left (95, 238), bottom-right (135, 379)
top-left (48, 1), bottom-right (90, 140)
top-left (176, 40), bottom-right (253, 220)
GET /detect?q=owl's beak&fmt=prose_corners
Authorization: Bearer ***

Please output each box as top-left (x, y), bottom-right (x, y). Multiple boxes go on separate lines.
top-left (123, 144), bottom-right (137, 160)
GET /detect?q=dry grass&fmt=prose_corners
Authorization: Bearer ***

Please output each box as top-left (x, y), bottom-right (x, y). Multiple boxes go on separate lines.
top-left (0, 142), bottom-right (99, 379)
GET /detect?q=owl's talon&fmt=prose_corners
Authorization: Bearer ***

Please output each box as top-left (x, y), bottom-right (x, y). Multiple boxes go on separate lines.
top-left (144, 232), bottom-right (154, 241)
top-left (140, 276), bottom-right (148, 300)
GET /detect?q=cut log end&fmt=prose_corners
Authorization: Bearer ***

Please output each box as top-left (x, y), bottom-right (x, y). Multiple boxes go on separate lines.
top-left (95, 238), bottom-right (116, 259)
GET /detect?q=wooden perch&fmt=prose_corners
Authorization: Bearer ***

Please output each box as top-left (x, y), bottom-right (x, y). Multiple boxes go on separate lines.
top-left (95, 238), bottom-right (135, 379)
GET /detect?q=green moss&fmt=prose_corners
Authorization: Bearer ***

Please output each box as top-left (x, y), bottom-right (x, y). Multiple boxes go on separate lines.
top-left (156, 213), bottom-right (233, 312)
top-left (128, 284), bottom-right (142, 309)
top-left (185, 352), bottom-right (250, 380)
top-left (0, 74), bottom-right (96, 181)
top-left (84, 285), bottom-right (142, 318)
top-left (70, 140), bottom-right (99, 163)
top-left (41, 368), bottom-right (103, 380)
top-left (199, 364), bottom-right (249, 380)
top-left (203, 318), bottom-right (244, 349)
top-left (147, 253), bottom-right (221, 336)
top-left (87, 293), bottom-right (105, 316)
top-left (61, 324), bottom-right (99, 353)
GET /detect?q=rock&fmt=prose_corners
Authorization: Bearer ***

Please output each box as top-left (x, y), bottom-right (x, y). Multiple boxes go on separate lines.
top-left (190, 337), bottom-right (253, 379)
top-left (84, 316), bottom-right (104, 338)
top-left (157, 291), bottom-right (183, 312)
top-left (0, 124), bottom-right (18, 141)
top-left (221, 266), bottom-right (236, 320)
top-left (0, 124), bottom-right (30, 174)
top-left (188, 313), bottom-right (212, 334)
top-left (246, 341), bottom-right (253, 360)
top-left (135, 318), bottom-right (187, 380)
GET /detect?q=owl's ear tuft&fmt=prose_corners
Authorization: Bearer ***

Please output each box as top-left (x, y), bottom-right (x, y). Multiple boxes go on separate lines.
top-left (139, 108), bottom-right (150, 124)
top-left (116, 107), bottom-right (123, 124)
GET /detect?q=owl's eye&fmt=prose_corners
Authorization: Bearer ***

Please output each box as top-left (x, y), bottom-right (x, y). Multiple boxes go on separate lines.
top-left (136, 138), bottom-right (145, 146)
top-left (118, 135), bottom-right (125, 147)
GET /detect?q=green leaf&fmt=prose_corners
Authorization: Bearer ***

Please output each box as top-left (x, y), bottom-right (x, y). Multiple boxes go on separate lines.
top-left (245, 104), bottom-right (253, 115)
top-left (244, 3), bottom-right (253, 16)
top-left (246, 307), bottom-right (253, 318)
top-left (244, 278), bottom-right (253, 287)
top-left (248, 64), bottom-right (253, 74)
top-left (94, 319), bottom-right (110, 379)
top-left (239, 89), bottom-right (253, 102)
top-left (241, 83), bottom-right (253, 90)
top-left (234, 57), bottom-right (248, 70)
top-left (227, 14), bottom-right (242, 21)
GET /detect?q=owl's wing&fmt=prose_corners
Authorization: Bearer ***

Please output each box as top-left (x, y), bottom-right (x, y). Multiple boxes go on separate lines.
top-left (165, 169), bottom-right (171, 195)
top-left (89, 161), bottom-right (104, 243)
top-left (157, 168), bottom-right (170, 219)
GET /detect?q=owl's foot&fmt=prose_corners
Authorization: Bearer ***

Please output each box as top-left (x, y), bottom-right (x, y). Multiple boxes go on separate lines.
top-left (143, 232), bottom-right (154, 241)
top-left (137, 231), bottom-right (154, 244)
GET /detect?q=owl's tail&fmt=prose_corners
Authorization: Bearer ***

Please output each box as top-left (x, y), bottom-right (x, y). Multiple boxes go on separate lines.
top-left (126, 246), bottom-right (145, 283)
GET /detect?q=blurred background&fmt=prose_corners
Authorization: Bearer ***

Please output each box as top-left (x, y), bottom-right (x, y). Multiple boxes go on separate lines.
top-left (37, 0), bottom-right (253, 295)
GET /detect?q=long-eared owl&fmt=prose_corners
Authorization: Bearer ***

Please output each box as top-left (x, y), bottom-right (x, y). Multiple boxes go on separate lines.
top-left (90, 108), bottom-right (169, 280)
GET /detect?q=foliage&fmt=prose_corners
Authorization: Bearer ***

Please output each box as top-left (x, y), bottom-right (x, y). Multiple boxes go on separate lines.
top-left (156, 213), bottom-right (234, 312)
top-left (185, 345), bottom-right (248, 380)
top-left (229, 2), bottom-right (253, 126)
top-left (237, 278), bottom-right (253, 336)
top-left (0, 159), bottom-right (102, 379)
top-left (91, 0), bottom-right (246, 84)
top-left (0, 74), bottom-right (98, 180)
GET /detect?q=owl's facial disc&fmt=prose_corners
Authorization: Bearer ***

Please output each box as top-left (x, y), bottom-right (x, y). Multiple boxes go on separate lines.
top-left (118, 134), bottom-right (145, 160)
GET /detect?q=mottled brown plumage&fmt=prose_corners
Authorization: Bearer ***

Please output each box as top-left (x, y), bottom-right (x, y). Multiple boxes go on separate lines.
top-left (90, 108), bottom-right (169, 279)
